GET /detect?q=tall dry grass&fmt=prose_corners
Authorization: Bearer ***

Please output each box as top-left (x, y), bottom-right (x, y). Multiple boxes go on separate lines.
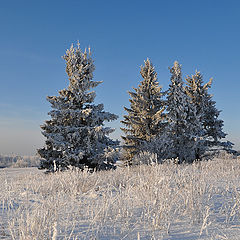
top-left (0, 153), bottom-right (240, 239)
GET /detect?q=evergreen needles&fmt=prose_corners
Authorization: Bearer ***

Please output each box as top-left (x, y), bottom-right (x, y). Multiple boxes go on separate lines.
top-left (38, 43), bottom-right (118, 172)
top-left (121, 59), bottom-right (165, 163)
top-left (121, 60), bottom-right (233, 164)
top-left (37, 43), bottom-right (235, 169)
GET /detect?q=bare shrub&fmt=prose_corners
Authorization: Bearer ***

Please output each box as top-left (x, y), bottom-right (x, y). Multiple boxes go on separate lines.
top-left (0, 154), bottom-right (40, 168)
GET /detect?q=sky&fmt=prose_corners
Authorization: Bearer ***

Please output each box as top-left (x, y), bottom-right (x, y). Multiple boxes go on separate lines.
top-left (0, 0), bottom-right (239, 155)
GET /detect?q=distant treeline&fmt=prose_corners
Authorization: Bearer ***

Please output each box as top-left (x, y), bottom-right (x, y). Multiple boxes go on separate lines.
top-left (0, 154), bottom-right (40, 168)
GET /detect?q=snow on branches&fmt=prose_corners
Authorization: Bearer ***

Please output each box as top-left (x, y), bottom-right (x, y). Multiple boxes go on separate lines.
top-left (123, 61), bottom-right (233, 164)
top-left (38, 43), bottom-right (119, 172)
top-left (121, 58), bottom-right (166, 164)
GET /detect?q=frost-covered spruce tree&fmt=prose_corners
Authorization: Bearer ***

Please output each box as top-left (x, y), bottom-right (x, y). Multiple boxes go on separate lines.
top-left (121, 58), bottom-right (165, 164)
top-left (38, 43), bottom-right (118, 172)
top-left (185, 71), bottom-right (233, 155)
top-left (165, 61), bottom-right (203, 163)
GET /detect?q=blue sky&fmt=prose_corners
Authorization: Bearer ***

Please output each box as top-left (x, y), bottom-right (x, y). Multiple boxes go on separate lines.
top-left (0, 0), bottom-right (239, 155)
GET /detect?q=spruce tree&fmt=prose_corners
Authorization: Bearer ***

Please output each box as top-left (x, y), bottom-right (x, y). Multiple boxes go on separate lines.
top-left (38, 43), bottom-right (118, 172)
top-left (165, 61), bottom-right (203, 163)
top-left (121, 58), bottom-right (165, 163)
top-left (185, 71), bottom-right (233, 155)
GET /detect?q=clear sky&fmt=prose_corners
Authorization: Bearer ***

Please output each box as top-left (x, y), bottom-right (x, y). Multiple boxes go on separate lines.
top-left (0, 0), bottom-right (239, 155)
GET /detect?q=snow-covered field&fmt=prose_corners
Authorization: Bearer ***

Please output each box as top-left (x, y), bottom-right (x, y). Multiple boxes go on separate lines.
top-left (1, 155), bottom-right (240, 239)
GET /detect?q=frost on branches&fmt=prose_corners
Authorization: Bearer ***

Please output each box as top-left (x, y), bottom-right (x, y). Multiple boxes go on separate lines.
top-left (121, 59), bottom-right (165, 164)
top-left (185, 71), bottom-right (233, 156)
top-left (163, 61), bottom-right (204, 163)
top-left (38, 43), bottom-right (118, 172)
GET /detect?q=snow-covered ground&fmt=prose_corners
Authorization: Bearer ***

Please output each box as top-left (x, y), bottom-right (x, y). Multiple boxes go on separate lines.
top-left (1, 155), bottom-right (240, 239)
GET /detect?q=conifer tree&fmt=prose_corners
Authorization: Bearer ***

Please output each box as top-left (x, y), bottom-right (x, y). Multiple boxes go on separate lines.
top-left (165, 61), bottom-right (203, 163)
top-left (121, 59), bottom-right (165, 163)
top-left (38, 43), bottom-right (118, 172)
top-left (185, 71), bottom-right (233, 155)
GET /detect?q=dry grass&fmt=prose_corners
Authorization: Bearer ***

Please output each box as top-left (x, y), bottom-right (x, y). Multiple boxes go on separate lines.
top-left (1, 154), bottom-right (240, 239)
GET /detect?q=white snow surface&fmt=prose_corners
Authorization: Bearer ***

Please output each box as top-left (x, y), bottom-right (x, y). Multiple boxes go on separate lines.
top-left (1, 154), bottom-right (240, 239)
